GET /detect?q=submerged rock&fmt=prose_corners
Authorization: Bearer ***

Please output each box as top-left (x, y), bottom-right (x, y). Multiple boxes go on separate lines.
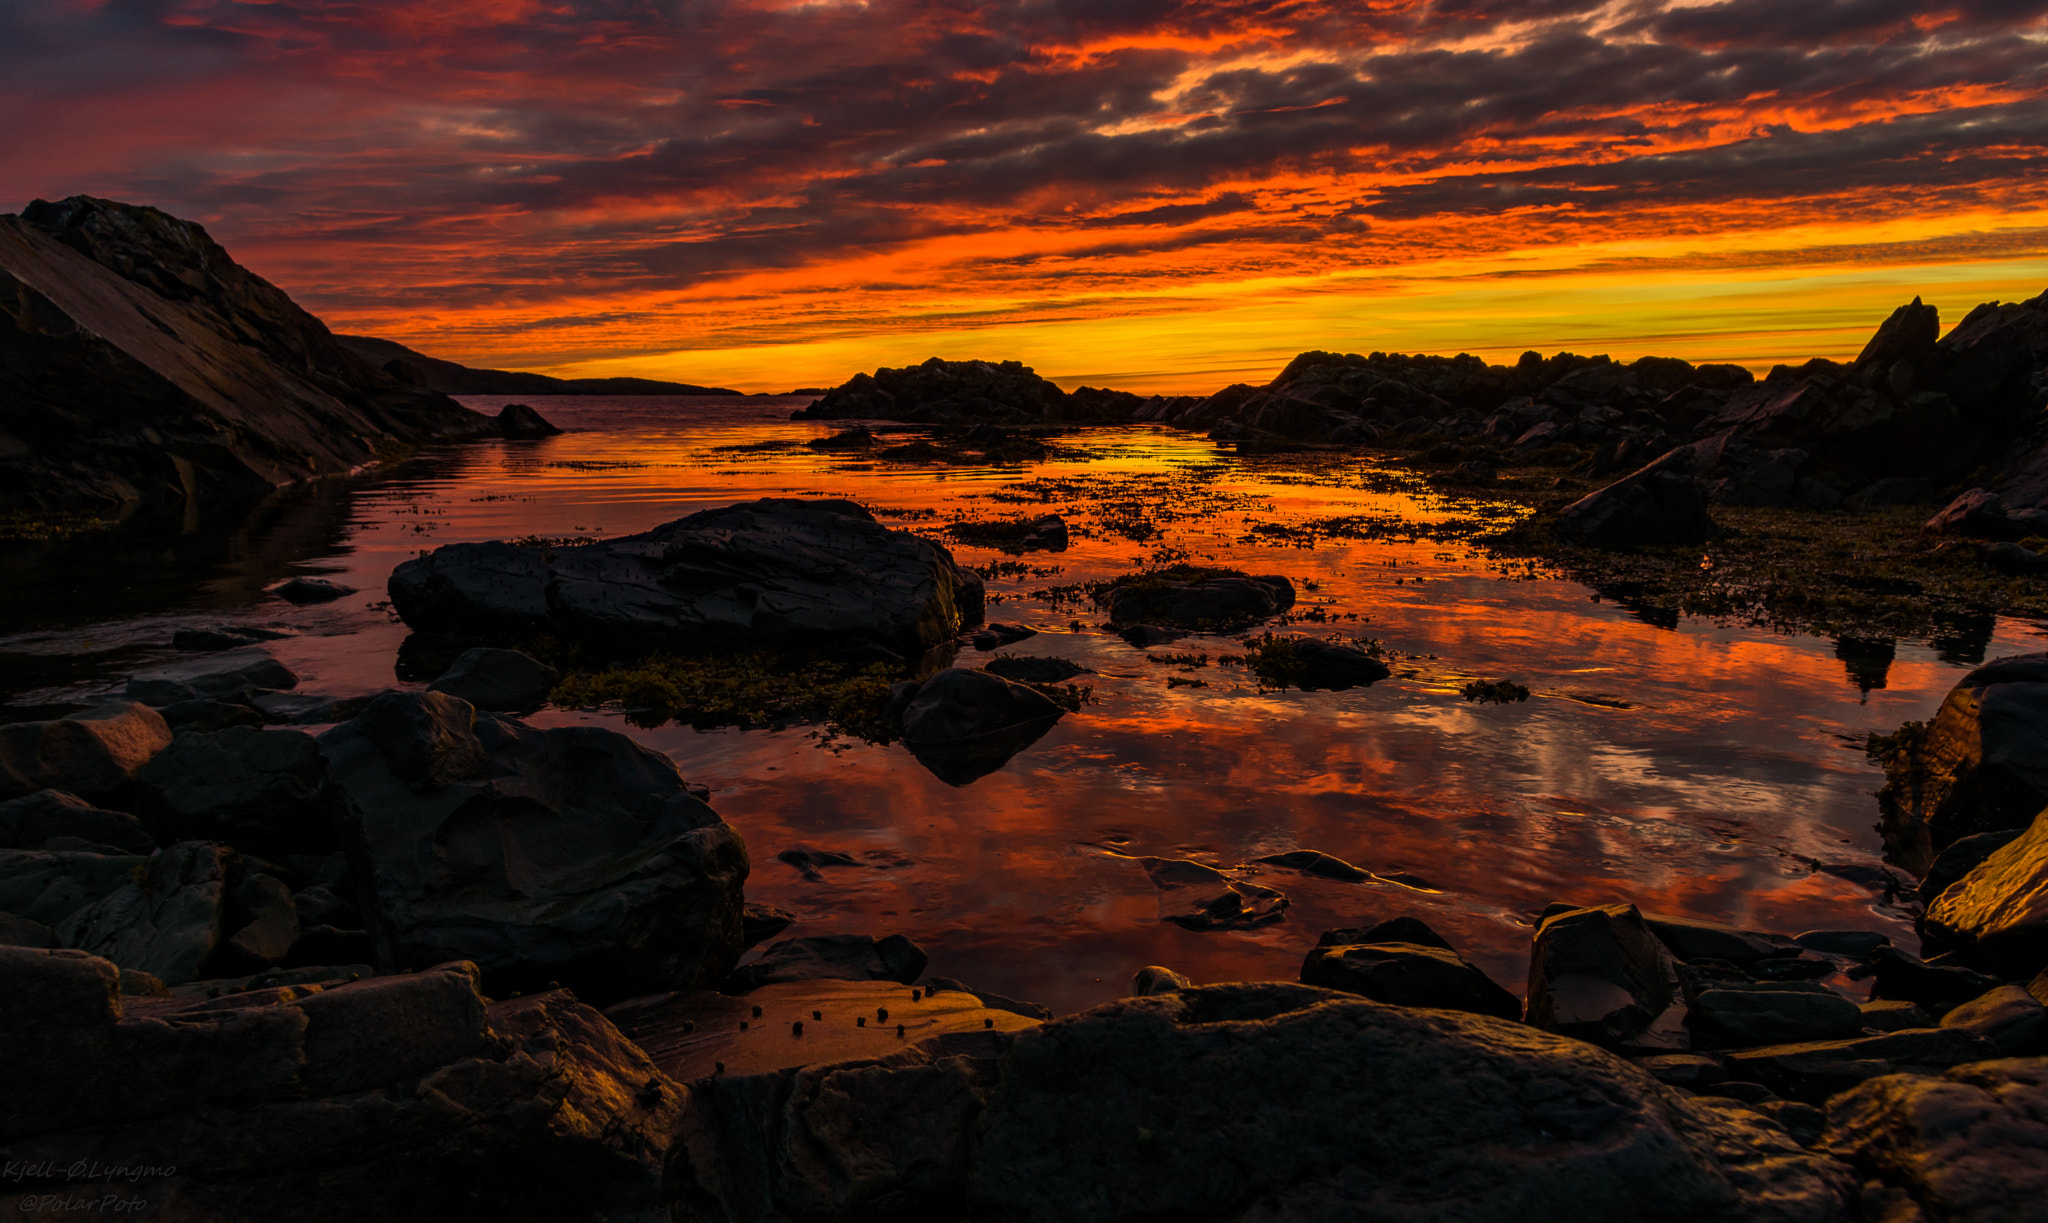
top-left (1302, 938), bottom-right (1522, 1020)
top-left (895, 667), bottom-right (1066, 786)
top-left (269, 577), bottom-right (354, 604)
top-left (123, 647), bottom-right (298, 707)
top-left (982, 654), bottom-right (1090, 684)
top-left (388, 497), bottom-right (984, 660)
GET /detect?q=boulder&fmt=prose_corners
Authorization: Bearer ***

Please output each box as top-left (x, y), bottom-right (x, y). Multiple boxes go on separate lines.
top-left (1823, 1057), bottom-right (2048, 1222)
top-left (1648, 916), bottom-right (1803, 964)
top-left (1261, 849), bottom-right (1374, 883)
top-left (318, 691), bottom-right (749, 1000)
top-left (1301, 940), bottom-right (1522, 1020)
top-left (1103, 567), bottom-right (1295, 630)
top-left (269, 577), bottom-right (354, 604)
top-left (1286, 637), bottom-right (1393, 689)
top-left (388, 498), bottom-right (984, 660)
top-left (982, 655), bottom-right (1090, 684)
top-left (0, 701), bottom-right (172, 801)
top-left (158, 697), bottom-right (266, 733)
top-left (1117, 623), bottom-right (1189, 647)
top-left (219, 873), bottom-right (301, 972)
top-left (1721, 1027), bottom-right (1998, 1104)
top-left (1860, 1000), bottom-right (1932, 1033)
top-left (1867, 946), bottom-right (2004, 1015)
top-left (0, 947), bottom-right (680, 1221)
top-left (1131, 965), bottom-right (1193, 995)
top-left (1938, 984), bottom-right (2048, 1056)
top-left (123, 646), bottom-right (298, 706)
top-left (723, 933), bottom-right (929, 993)
top-left (667, 983), bottom-right (1854, 1223)
top-left (1794, 930), bottom-right (1891, 957)
top-left (0, 842), bottom-right (236, 983)
top-left (0, 789), bottom-right (154, 854)
top-left (1525, 903), bottom-right (1686, 1052)
top-left (1875, 653), bottom-right (2048, 873)
top-left (133, 725), bottom-right (339, 857)
top-left (895, 667), bottom-right (1065, 786)
top-left (1688, 982), bottom-right (1864, 1048)
top-left (1554, 450), bottom-right (1717, 548)
top-left (496, 401), bottom-right (561, 438)
top-left (427, 646), bottom-right (561, 712)
top-left (172, 624), bottom-right (290, 652)
top-left (1924, 807), bottom-right (2048, 976)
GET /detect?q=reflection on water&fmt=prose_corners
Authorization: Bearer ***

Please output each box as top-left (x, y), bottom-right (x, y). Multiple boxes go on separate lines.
top-left (5, 394), bottom-right (2044, 1014)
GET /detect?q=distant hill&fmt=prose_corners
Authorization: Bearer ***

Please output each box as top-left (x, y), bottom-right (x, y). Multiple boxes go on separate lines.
top-left (335, 335), bottom-right (741, 397)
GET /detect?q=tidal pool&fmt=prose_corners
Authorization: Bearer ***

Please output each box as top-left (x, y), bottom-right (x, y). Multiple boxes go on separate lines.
top-left (5, 394), bottom-right (2039, 1014)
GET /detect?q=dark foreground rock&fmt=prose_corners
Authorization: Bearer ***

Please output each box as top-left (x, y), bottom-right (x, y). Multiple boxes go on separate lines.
top-left (133, 725), bottom-right (339, 857)
top-left (722, 933), bottom-right (928, 993)
top-left (1555, 450), bottom-right (1718, 548)
top-left (1824, 1057), bottom-right (2048, 1222)
top-left (1924, 806), bottom-right (2048, 977)
top-left (668, 983), bottom-right (1852, 1222)
top-left (1302, 920), bottom-right (1521, 1020)
top-left (0, 788), bottom-right (154, 854)
top-left (388, 498), bottom-right (984, 660)
top-left (0, 701), bottom-right (171, 802)
top-left (1102, 566), bottom-right (1296, 630)
top-left (1525, 903), bottom-right (1685, 1052)
top-left (0, 947), bottom-right (680, 1222)
top-left (1875, 652), bottom-right (2048, 874)
top-left (428, 646), bottom-right (561, 712)
top-left (318, 692), bottom-right (748, 1000)
top-left (124, 646), bottom-right (298, 706)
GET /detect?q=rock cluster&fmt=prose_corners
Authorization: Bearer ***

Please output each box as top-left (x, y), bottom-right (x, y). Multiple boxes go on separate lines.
top-left (796, 356), bottom-right (1139, 424)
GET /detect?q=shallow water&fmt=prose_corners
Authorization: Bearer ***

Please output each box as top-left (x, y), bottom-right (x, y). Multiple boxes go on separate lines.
top-left (5, 394), bottom-right (2042, 1014)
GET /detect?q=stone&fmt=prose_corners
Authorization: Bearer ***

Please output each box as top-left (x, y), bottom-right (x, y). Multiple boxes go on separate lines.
top-left (387, 498), bottom-right (985, 661)
top-left (1117, 623), bottom-right (1189, 647)
top-left (133, 725), bottom-right (340, 857)
top-left (1635, 1053), bottom-right (1726, 1090)
top-left (1859, 1000), bottom-right (1932, 1033)
top-left (1846, 477), bottom-right (1938, 509)
top-left (0, 912), bottom-right (54, 948)
top-left (0, 702), bottom-right (172, 802)
top-left (796, 356), bottom-right (1088, 425)
top-left (982, 654), bottom-right (1090, 684)
top-left (922, 976), bottom-right (1053, 1020)
top-left (667, 983), bottom-right (1854, 1223)
top-left (1920, 829), bottom-right (2025, 905)
top-left (1824, 1058), bottom-right (2048, 1222)
top-left (220, 873), bottom-right (300, 972)
top-left (496, 401), bottom-right (561, 438)
top-left (1923, 487), bottom-right (2013, 538)
top-left (427, 646), bottom-right (560, 712)
top-left (1018, 514), bottom-right (1068, 551)
top-left (1924, 808), bottom-right (2048, 976)
top-left (1721, 1027), bottom-right (1998, 1104)
top-left (1261, 849), bottom-right (1374, 884)
top-left (723, 933), bottom-right (928, 992)
top-left (969, 621), bottom-right (1038, 649)
top-left (172, 624), bottom-right (290, 652)
top-left (1554, 449), bottom-right (1717, 548)
top-left (1875, 652), bottom-right (2048, 873)
top-left (1526, 903), bottom-right (1684, 1051)
top-left (318, 691), bottom-right (748, 1000)
top-left (1648, 915), bottom-right (1803, 964)
top-left (740, 902), bottom-right (796, 949)
top-left (1938, 984), bottom-right (2048, 1056)
top-left (1688, 982), bottom-right (1864, 1048)
top-left (1104, 567), bottom-right (1295, 630)
top-left (123, 647), bottom-right (298, 706)
top-left (1867, 946), bottom-right (2003, 1015)
top-left (1132, 965), bottom-right (1193, 995)
top-left (0, 789), bottom-right (153, 854)
top-left (158, 697), bottom-right (266, 732)
top-left (895, 667), bottom-right (1065, 786)
top-left (296, 962), bottom-right (489, 1094)
top-left (270, 577), bottom-right (354, 604)
top-left (1286, 636), bottom-right (1393, 689)
top-left (249, 690), bottom-right (372, 725)
top-left (1794, 930), bottom-right (1892, 957)
top-left (1302, 940), bottom-right (1523, 1020)
top-left (0, 842), bottom-right (236, 984)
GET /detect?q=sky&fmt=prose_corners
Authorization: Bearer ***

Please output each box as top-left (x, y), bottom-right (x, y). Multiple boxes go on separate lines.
top-left (4, 0), bottom-right (2047, 393)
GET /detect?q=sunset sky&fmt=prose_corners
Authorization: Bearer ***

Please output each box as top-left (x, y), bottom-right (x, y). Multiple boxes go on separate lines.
top-left (6, 0), bottom-right (2047, 392)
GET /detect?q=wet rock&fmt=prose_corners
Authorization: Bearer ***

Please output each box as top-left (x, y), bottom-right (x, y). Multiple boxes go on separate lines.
top-left (1131, 965), bottom-right (1193, 995)
top-left (1302, 940), bottom-right (1522, 1020)
top-left (388, 498), bottom-right (985, 660)
top-left (1875, 652), bottom-right (2048, 872)
top-left (1924, 808), bottom-right (2048, 976)
top-left (1104, 567), bottom-right (1295, 630)
top-left (808, 424), bottom-right (876, 451)
top-left (172, 624), bottom-right (290, 652)
top-left (0, 789), bottom-right (153, 854)
top-left (1258, 848), bottom-right (1373, 883)
top-left (426, 646), bottom-right (560, 712)
top-left (158, 697), bottom-right (266, 733)
top-left (217, 872), bottom-right (300, 972)
top-left (969, 621), bottom-right (1038, 650)
top-left (0, 842), bottom-right (236, 984)
top-left (740, 902), bottom-right (796, 950)
top-left (1938, 984), bottom-right (2048, 1055)
top-left (1116, 623), bottom-right (1188, 648)
top-left (775, 847), bottom-right (863, 882)
top-left (1920, 829), bottom-right (2026, 905)
top-left (0, 701), bottom-right (172, 802)
top-left (1859, 1000), bottom-right (1932, 1033)
top-left (318, 691), bottom-right (748, 1000)
top-left (1285, 636), bottom-right (1393, 689)
top-left (723, 933), bottom-right (928, 992)
top-left (1867, 946), bottom-right (2003, 1015)
top-left (1165, 879), bottom-right (1288, 931)
top-left (667, 983), bottom-right (1854, 1223)
top-left (124, 647), bottom-right (298, 706)
top-left (1648, 915), bottom-right (1804, 964)
top-left (1751, 952), bottom-right (1840, 982)
top-left (1635, 1053), bottom-right (1726, 1090)
top-left (1794, 930), bottom-right (1892, 957)
top-left (923, 976), bottom-right (1054, 1020)
top-left (1525, 902), bottom-right (1685, 1052)
top-left (1688, 982), bottom-right (1864, 1048)
top-left (1317, 914), bottom-right (1457, 949)
top-left (982, 654), bottom-right (1090, 684)
top-left (1823, 1057), bottom-right (2048, 1222)
top-left (1721, 1027), bottom-right (1998, 1104)
top-left (1757, 1100), bottom-right (1827, 1148)
top-left (134, 726), bottom-right (340, 857)
top-left (496, 401), bottom-right (561, 438)
top-left (270, 577), bottom-right (355, 604)
top-left (1554, 450), bottom-right (1717, 548)
top-left (896, 667), bottom-right (1065, 786)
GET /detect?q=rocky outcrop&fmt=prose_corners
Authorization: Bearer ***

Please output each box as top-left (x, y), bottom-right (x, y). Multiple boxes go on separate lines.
top-left (1874, 653), bottom-right (2048, 874)
top-left (891, 667), bottom-right (1066, 785)
top-left (317, 692), bottom-right (748, 1000)
top-left (0, 842), bottom-right (238, 983)
top-left (337, 332), bottom-right (739, 396)
top-left (0, 195), bottom-right (497, 515)
top-left (0, 788), bottom-right (154, 854)
top-left (1923, 806), bottom-right (2048, 977)
top-left (667, 983), bottom-right (1853, 1223)
top-left (1824, 1057), bottom-right (2048, 1223)
top-left (388, 498), bottom-right (984, 661)
top-left (796, 357), bottom-right (1126, 425)
top-left (1554, 449), bottom-right (1718, 548)
top-left (1101, 566), bottom-right (1295, 630)
top-left (133, 725), bottom-right (340, 857)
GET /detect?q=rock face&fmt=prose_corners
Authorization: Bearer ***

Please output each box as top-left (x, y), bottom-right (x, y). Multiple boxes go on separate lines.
top-left (133, 726), bottom-right (340, 857)
top-left (1875, 653), bottom-right (2048, 874)
top-left (317, 692), bottom-right (748, 1000)
top-left (0, 701), bottom-right (171, 802)
top-left (893, 667), bottom-right (1066, 785)
top-left (388, 498), bottom-right (984, 660)
top-left (0, 947), bottom-right (682, 1221)
top-left (1525, 903), bottom-right (1685, 1051)
top-left (1823, 1058), bottom-right (2048, 1222)
top-left (428, 646), bottom-right (561, 712)
top-left (1555, 450), bottom-right (1718, 548)
top-left (796, 357), bottom-right (1124, 425)
top-left (1923, 807), bottom-right (2048, 976)
top-left (0, 196), bottom-right (495, 515)
top-left (0, 789), bottom-right (154, 854)
top-left (1103, 567), bottom-right (1296, 630)
top-left (668, 983), bottom-right (1852, 1223)
top-left (0, 842), bottom-right (236, 983)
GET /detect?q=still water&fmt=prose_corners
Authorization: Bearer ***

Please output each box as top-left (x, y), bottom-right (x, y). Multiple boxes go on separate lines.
top-left (6, 395), bottom-right (2040, 1013)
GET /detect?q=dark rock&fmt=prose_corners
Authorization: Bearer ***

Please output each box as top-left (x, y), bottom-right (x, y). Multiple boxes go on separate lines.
top-left (741, 902), bottom-right (797, 950)
top-left (270, 577), bottom-right (354, 604)
top-left (1720, 1027), bottom-right (1998, 1104)
top-left (1136, 856), bottom-right (1289, 931)
top-left (1858, 1000), bottom-right (1931, 1032)
top-left (1525, 902), bottom-right (1686, 1052)
top-left (1923, 487), bottom-right (2017, 538)
top-left (1688, 982), bottom-right (1863, 1048)
top-left (1131, 965), bottom-right (1193, 995)
top-left (219, 872), bottom-right (300, 972)
top-left (1979, 540), bottom-right (2048, 575)
top-left (1648, 915), bottom-right (1803, 964)
top-left (0, 789), bottom-right (153, 854)
top-left (1751, 953), bottom-right (1841, 981)
top-left (1794, 930), bottom-right (1892, 957)
top-left (427, 646), bottom-right (560, 712)
top-left (0, 911), bottom-right (55, 948)
top-left (495, 402), bottom-right (561, 438)
top-left (1924, 807), bottom-right (2048, 977)
top-left (1285, 636), bottom-right (1393, 689)
top-left (172, 624), bottom-right (290, 652)
top-left (1875, 652), bottom-right (2048, 872)
top-left (1019, 514), bottom-right (1068, 551)
top-left (1260, 849), bottom-right (1373, 884)
top-left (1554, 450), bottom-right (1717, 548)
top-left (388, 498), bottom-right (984, 660)
top-left (1104, 567), bottom-right (1294, 630)
top-left (808, 424), bottom-right (876, 451)
top-left (919, 976), bottom-right (1053, 1020)
top-left (1117, 623), bottom-right (1188, 647)
top-left (123, 647), bottom-right (298, 706)
top-left (797, 357), bottom-right (1093, 425)
top-left (969, 621), bottom-right (1038, 650)
top-left (1867, 946), bottom-right (2004, 1015)
top-left (1700, 1080), bottom-right (1777, 1104)
top-left (1938, 983), bottom-right (2048, 1055)
top-left (158, 697), bottom-right (265, 733)
top-left (982, 654), bottom-right (1090, 684)
top-left (291, 884), bottom-right (356, 931)
top-left (1824, 1057), bottom-right (2048, 1221)
top-left (133, 725), bottom-right (339, 857)
top-left (1635, 1053), bottom-right (1726, 1090)
top-left (249, 690), bottom-right (370, 725)
top-left (723, 933), bottom-right (928, 992)
top-left (896, 668), bottom-right (1065, 786)
top-left (1921, 829), bottom-right (2027, 905)
top-left (666, 983), bottom-right (1853, 1223)
top-left (1756, 1100), bottom-right (1826, 1148)
top-left (0, 701), bottom-right (172, 802)
top-left (317, 691), bottom-right (748, 1000)
top-left (0, 842), bottom-right (236, 983)
top-left (284, 924), bottom-right (374, 966)
top-left (775, 847), bottom-right (863, 882)
top-left (1302, 940), bottom-right (1522, 1020)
